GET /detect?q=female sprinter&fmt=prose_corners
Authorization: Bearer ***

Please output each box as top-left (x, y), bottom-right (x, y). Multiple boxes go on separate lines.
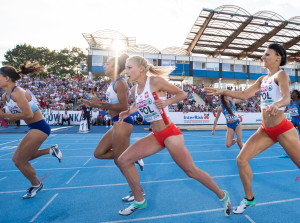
top-left (205, 43), bottom-right (300, 214)
top-left (0, 62), bottom-right (62, 199)
top-left (212, 95), bottom-right (243, 149)
top-left (288, 89), bottom-right (300, 133)
top-left (117, 55), bottom-right (232, 216)
top-left (80, 54), bottom-right (144, 202)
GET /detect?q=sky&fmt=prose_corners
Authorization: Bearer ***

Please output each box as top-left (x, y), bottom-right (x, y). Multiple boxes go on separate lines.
top-left (1, 0), bottom-right (300, 64)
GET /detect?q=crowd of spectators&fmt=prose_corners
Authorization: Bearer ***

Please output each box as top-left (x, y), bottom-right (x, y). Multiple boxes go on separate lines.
top-left (0, 76), bottom-right (264, 114)
top-left (168, 84), bottom-right (262, 113)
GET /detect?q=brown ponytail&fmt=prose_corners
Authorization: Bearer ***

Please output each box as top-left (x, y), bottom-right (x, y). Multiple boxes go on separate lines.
top-left (0, 61), bottom-right (44, 82)
top-left (19, 61), bottom-right (44, 75)
top-left (221, 95), bottom-right (234, 116)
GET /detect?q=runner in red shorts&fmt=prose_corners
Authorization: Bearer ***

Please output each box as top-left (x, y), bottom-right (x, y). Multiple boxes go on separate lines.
top-left (205, 43), bottom-right (300, 214)
top-left (117, 55), bottom-right (232, 217)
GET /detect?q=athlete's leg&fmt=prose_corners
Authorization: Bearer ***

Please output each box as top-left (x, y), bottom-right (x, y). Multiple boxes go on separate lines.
top-left (118, 133), bottom-right (164, 202)
top-left (296, 125), bottom-right (300, 134)
top-left (225, 127), bottom-right (236, 148)
top-left (94, 127), bottom-right (114, 159)
top-left (12, 129), bottom-right (48, 186)
top-left (165, 135), bottom-right (224, 198)
top-left (236, 127), bottom-right (275, 199)
top-left (235, 123), bottom-right (243, 150)
top-left (111, 122), bottom-right (133, 167)
top-left (278, 128), bottom-right (300, 168)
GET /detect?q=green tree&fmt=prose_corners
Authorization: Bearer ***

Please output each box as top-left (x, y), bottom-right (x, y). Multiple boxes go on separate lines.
top-left (3, 44), bottom-right (87, 78)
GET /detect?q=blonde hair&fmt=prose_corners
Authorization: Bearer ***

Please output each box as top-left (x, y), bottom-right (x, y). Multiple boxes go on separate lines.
top-left (127, 55), bottom-right (174, 77)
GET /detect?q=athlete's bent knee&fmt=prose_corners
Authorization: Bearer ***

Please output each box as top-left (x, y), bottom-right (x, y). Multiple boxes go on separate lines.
top-left (184, 167), bottom-right (197, 179)
top-left (94, 150), bottom-right (104, 159)
top-left (236, 155), bottom-right (248, 168)
top-left (117, 155), bottom-right (127, 169)
top-left (13, 158), bottom-right (26, 169)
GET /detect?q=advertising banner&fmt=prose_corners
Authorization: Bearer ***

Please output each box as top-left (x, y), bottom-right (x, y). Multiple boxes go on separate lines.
top-left (20, 111), bottom-right (291, 126)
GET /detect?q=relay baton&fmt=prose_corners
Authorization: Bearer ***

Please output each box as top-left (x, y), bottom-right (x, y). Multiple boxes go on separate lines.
top-left (152, 92), bottom-right (169, 125)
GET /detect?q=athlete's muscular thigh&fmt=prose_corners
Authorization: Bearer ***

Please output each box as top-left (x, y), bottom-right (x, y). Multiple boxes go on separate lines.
top-left (238, 127), bottom-right (274, 162)
top-left (112, 122), bottom-right (133, 157)
top-left (13, 129), bottom-right (48, 162)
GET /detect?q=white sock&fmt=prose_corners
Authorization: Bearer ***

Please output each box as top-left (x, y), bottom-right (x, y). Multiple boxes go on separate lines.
top-left (220, 191), bottom-right (226, 201)
top-left (33, 182), bottom-right (41, 187)
top-left (135, 199), bottom-right (145, 204)
top-left (49, 148), bottom-right (53, 155)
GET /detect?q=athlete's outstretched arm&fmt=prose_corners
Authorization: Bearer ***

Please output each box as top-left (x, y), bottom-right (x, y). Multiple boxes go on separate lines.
top-left (150, 76), bottom-right (187, 109)
top-left (212, 106), bottom-right (222, 135)
top-left (204, 76), bottom-right (264, 100)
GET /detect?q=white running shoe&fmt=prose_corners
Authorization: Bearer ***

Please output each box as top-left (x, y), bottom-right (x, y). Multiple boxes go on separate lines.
top-left (135, 159), bottom-right (144, 171)
top-left (119, 200), bottom-right (147, 216)
top-left (122, 189), bottom-right (146, 202)
top-left (50, 144), bottom-right (62, 163)
top-left (233, 198), bottom-right (256, 214)
top-left (23, 183), bottom-right (44, 199)
top-left (220, 190), bottom-right (232, 216)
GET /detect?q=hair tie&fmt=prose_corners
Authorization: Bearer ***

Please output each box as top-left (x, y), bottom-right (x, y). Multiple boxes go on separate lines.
top-left (0, 69), bottom-right (16, 81)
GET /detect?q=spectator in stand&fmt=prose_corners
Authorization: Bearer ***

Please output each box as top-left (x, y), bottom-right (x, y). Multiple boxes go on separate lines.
top-left (103, 111), bottom-right (111, 128)
top-left (96, 111), bottom-right (104, 125)
top-left (81, 104), bottom-right (91, 130)
top-left (61, 110), bottom-right (70, 126)
top-left (135, 114), bottom-right (144, 125)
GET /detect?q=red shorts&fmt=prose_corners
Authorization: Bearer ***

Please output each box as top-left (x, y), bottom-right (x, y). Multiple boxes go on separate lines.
top-left (261, 118), bottom-right (294, 142)
top-left (152, 122), bottom-right (182, 147)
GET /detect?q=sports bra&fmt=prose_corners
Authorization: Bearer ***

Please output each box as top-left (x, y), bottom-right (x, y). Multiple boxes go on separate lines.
top-left (135, 76), bottom-right (169, 123)
top-left (5, 86), bottom-right (39, 114)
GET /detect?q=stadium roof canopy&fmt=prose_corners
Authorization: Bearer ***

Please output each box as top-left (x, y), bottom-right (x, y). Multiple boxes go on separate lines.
top-left (82, 30), bottom-right (188, 55)
top-left (82, 29), bottom-right (137, 50)
top-left (183, 5), bottom-right (300, 62)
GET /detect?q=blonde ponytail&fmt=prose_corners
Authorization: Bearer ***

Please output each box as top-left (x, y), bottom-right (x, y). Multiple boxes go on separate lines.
top-left (127, 55), bottom-right (174, 77)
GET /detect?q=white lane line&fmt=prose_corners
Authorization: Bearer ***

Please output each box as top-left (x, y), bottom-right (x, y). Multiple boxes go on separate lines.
top-left (29, 193), bottom-right (58, 222)
top-left (51, 126), bottom-right (73, 132)
top-left (245, 215), bottom-right (255, 223)
top-left (65, 170), bottom-right (80, 184)
top-left (83, 158), bottom-right (91, 166)
top-left (0, 155), bottom-right (92, 161)
top-left (102, 197), bottom-right (300, 223)
top-left (103, 208), bottom-right (224, 223)
top-left (0, 152), bottom-right (14, 158)
top-left (0, 146), bottom-right (17, 151)
top-left (0, 177), bottom-right (7, 181)
top-left (1, 169), bottom-right (300, 194)
top-left (0, 158), bottom-right (297, 173)
top-left (0, 140), bottom-right (19, 146)
top-left (31, 161), bottom-right (38, 165)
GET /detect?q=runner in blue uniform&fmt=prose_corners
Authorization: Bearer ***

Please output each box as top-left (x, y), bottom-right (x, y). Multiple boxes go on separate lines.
top-left (0, 61), bottom-right (62, 199)
top-left (212, 95), bottom-right (243, 149)
top-left (80, 54), bottom-right (144, 202)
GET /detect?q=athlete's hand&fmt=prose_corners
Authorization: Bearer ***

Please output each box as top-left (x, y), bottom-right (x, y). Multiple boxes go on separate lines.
top-left (90, 96), bottom-right (102, 108)
top-left (154, 99), bottom-right (167, 109)
top-left (204, 87), bottom-right (225, 96)
top-left (0, 110), bottom-right (4, 118)
top-left (119, 108), bottom-right (130, 123)
top-left (266, 103), bottom-right (279, 116)
top-left (78, 98), bottom-right (91, 106)
top-left (211, 129), bottom-right (215, 135)
top-left (79, 97), bottom-right (101, 108)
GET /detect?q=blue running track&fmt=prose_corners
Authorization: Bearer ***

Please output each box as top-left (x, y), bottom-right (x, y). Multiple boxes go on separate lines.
top-left (0, 125), bottom-right (299, 222)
